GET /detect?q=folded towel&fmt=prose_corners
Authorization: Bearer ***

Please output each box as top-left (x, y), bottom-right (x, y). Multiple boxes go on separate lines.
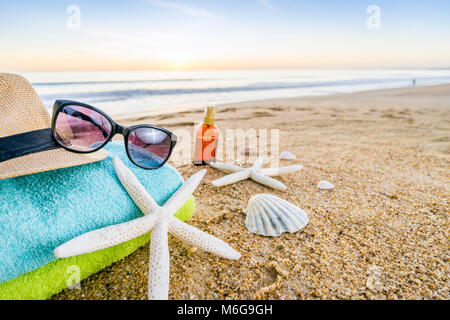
top-left (0, 142), bottom-right (195, 299)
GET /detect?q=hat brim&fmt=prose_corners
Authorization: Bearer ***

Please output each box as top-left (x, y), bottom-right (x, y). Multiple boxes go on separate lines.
top-left (0, 148), bottom-right (108, 180)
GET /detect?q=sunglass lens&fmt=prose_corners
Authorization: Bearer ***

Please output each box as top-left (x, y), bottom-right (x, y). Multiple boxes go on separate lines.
top-left (127, 127), bottom-right (172, 168)
top-left (54, 105), bottom-right (112, 152)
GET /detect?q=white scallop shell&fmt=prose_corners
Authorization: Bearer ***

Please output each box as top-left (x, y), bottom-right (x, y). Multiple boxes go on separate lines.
top-left (245, 194), bottom-right (309, 237)
top-left (317, 180), bottom-right (334, 190)
top-left (280, 151), bottom-right (296, 160)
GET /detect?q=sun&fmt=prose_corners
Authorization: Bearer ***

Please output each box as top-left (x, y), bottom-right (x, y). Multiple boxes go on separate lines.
top-left (167, 54), bottom-right (192, 70)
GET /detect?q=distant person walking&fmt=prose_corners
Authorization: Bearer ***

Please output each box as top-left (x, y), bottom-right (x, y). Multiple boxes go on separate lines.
top-left (412, 79), bottom-right (416, 86)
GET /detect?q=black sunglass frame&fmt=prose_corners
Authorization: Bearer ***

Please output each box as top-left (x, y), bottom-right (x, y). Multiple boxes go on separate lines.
top-left (51, 100), bottom-right (177, 170)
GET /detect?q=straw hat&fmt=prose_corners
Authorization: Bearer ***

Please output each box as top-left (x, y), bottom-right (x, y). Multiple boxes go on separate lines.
top-left (0, 73), bottom-right (108, 180)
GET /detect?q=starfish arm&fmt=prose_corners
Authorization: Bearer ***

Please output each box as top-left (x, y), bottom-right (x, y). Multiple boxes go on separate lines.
top-left (161, 169), bottom-right (206, 218)
top-left (209, 162), bottom-right (244, 173)
top-left (251, 157), bottom-right (264, 170)
top-left (250, 171), bottom-right (287, 190)
top-left (168, 217), bottom-right (241, 260)
top-left (113, 157), bottom-right (159, 214)
top-left (259, 164), bottom-right (303, 177)
top-left (54, 213), bottom-right (159, 258)
top-left (211, 169), bottom-right (250, 187)
top-left (148, 219), bottom-right (170, 300)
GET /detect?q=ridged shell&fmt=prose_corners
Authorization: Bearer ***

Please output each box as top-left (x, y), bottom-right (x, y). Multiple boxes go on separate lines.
top-left (245, 194), bottom-right (309, 237)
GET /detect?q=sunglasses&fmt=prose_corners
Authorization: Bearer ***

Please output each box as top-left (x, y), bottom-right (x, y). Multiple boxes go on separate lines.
top-left (51, 100), bottom-right (177, 169)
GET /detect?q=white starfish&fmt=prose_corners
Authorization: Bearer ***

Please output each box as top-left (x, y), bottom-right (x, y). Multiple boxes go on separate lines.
top-left (54, 157), bottom-right (240, 300)
top-left (209, 157), bottom-right (303, 190)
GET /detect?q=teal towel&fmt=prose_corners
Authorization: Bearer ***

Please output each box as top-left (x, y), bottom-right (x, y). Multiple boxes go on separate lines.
top-left (0, 142), bottom-right (186, 283)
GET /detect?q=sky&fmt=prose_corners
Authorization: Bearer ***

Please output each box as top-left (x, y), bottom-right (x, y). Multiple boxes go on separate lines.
top-left (0, 0), bottom-right (449, 71)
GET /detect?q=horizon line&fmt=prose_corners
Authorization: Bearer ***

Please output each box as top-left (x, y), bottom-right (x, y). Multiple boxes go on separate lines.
top-left (4, 66), bottom-right (450, 73)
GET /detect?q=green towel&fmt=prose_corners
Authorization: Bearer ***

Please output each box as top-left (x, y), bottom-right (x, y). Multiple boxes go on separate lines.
top-left (0, 198), bottom-right (194, 300)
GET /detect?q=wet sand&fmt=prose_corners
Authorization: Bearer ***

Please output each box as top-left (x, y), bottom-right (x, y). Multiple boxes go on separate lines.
top-left (53, 84), bottom-right (449, 300)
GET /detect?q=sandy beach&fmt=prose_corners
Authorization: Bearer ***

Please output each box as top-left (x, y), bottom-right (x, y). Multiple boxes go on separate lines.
top-left (53, 84), bottom-right (449, 300)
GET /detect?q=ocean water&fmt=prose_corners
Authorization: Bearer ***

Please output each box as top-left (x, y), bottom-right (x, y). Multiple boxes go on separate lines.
top-left (20, 69), bottom-right (450, 116)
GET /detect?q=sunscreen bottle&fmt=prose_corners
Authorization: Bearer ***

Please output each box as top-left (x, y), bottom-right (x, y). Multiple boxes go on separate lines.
top-left (194, 106), bottom-right (219, 165)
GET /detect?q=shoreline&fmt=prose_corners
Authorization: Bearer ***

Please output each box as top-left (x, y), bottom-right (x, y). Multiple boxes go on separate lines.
top-left (113, 83), bottom-right (450, 121)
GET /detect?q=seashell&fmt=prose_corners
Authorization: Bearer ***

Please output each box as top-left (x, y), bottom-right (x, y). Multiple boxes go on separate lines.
top-left (317, 180), bottom-right (334, 190)
top-left (245, 194), bottom-right (308, 237)
top-left (280, 151), bottom-right (296, 160)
